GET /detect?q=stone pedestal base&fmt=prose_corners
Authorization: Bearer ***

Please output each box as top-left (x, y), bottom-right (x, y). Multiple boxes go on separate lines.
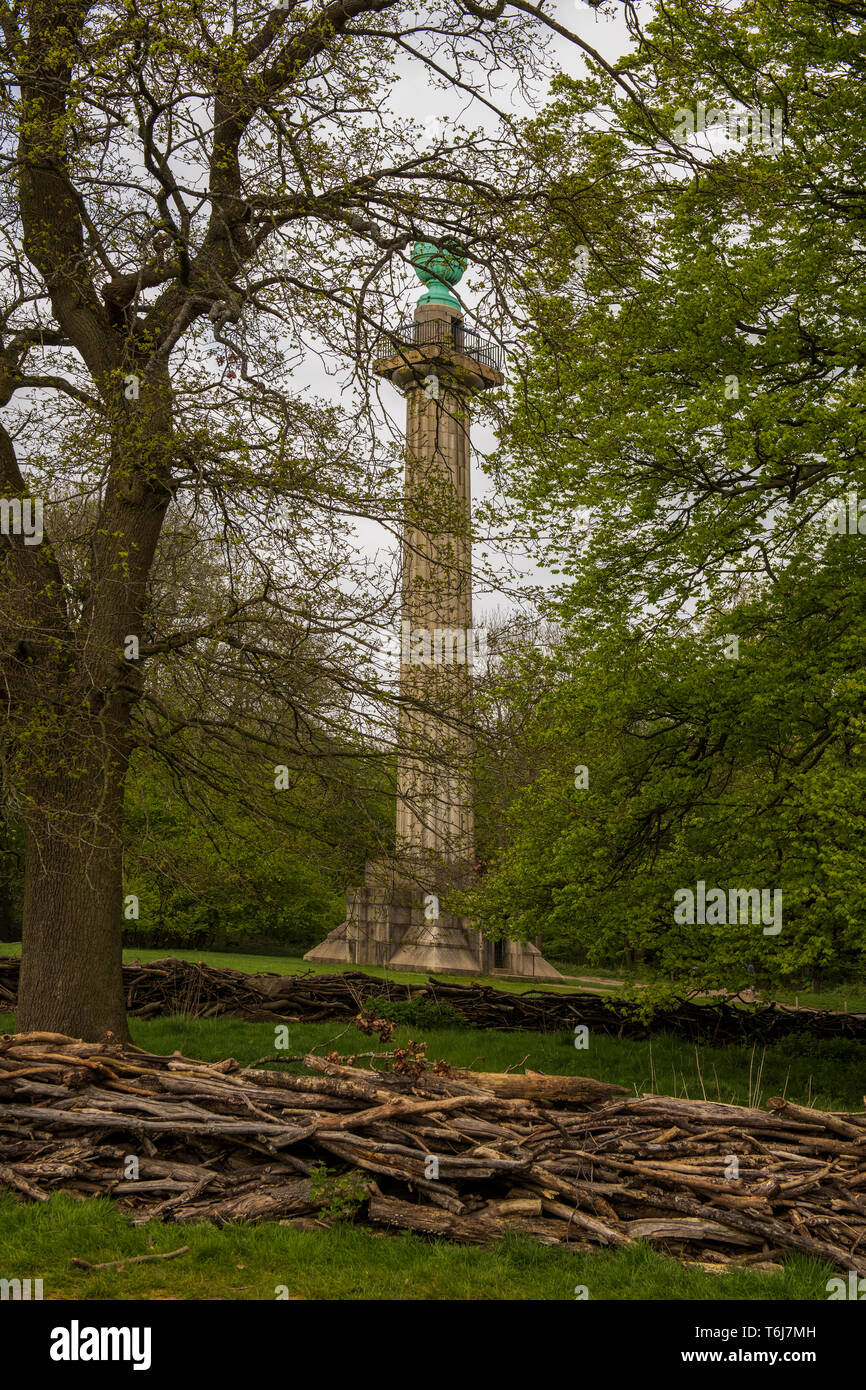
top-left (304, 874), bottom-right (562, 980)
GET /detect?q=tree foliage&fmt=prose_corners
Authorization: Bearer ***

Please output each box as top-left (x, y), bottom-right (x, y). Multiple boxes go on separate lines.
top-left (464, 0), bottom-right (866, 987)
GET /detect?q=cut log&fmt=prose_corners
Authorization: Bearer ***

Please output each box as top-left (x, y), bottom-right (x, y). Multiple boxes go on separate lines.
top-left (452, 1071), bottom-right (628, 1103)
top-left (624, 1218), bottom-right (760, 1246)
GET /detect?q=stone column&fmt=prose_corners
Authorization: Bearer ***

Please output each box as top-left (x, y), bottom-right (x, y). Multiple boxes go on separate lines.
top-left (395, 299), bottom-right (476, 872)
top-left (305, 243), bottom-right (562, 979)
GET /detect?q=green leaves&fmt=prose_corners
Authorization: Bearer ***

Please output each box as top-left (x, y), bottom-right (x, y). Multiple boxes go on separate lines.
top-left (466, 3), bottom-right (866, 988)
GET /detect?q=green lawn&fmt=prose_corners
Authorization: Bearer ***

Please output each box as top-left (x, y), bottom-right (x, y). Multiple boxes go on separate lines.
top-left (766, 984), bottom-right (866, 1013)
top-left (0, 942), bottom-right (591, 995)
top-left (0, 1193), bottom-right (834, 1301)
top-left (131, 1018), bottom-right (866, 1112)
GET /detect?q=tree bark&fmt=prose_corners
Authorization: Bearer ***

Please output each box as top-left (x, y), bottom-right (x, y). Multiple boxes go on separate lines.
top-left (5, 383), bottom-right (172, 1038)
top-left (18, 765), bottom-right (128, 1042)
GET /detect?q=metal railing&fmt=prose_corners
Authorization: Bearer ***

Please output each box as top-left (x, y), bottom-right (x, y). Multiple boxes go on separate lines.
top-left (374, 318), bottom-right (503, 372)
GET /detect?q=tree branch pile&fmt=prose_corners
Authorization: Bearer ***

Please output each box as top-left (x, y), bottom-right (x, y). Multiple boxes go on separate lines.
top-left (3, 956), bottom-right (863, 1045)
top-left (0, 1033), bottom-right (864, 1272)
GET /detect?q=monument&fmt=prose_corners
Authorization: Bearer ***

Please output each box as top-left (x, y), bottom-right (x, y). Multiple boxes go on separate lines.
top-left (305, 244), bottom-right (561, 979)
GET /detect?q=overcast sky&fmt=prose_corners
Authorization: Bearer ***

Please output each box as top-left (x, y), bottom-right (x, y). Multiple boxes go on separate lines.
top-left (311, 2), bottom-right (638, 632)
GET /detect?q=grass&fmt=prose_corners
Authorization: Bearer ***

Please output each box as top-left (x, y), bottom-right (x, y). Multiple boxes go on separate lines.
top-left (0, 942), bottom-right (592, 996)
top-left (0, 1193), bottom-right (835, 1301)
top-left (2, 1010), bottom-right (861, 1110)
top-left (768, 983), bottom-right (866, 1013)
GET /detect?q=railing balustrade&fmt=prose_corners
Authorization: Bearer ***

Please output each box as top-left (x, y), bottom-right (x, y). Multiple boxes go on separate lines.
top-left (374, 318), bottom-right (503, 372)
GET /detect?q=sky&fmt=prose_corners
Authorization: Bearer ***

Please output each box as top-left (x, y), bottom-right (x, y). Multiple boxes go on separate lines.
top-left (309, 1), bottom-right (639, 631)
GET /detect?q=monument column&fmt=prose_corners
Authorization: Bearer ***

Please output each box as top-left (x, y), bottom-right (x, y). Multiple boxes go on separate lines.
top-left (394, 274), bottom-right (478, 872)
top-left (305, 244), bottom-right (561, 978)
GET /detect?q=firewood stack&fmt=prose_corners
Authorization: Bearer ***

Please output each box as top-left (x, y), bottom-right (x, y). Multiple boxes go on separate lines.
top-left (0, 1032), bottom-right (864, 1271)
top-left (2, 957), bottom-right (865, 1043)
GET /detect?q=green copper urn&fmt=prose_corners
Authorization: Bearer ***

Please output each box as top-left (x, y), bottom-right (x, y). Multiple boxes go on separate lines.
top-left (411, 241), bottom-right (467, 309)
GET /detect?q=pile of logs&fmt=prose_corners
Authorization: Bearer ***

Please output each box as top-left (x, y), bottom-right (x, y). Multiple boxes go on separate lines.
top-left (1, 956), bottom-right (864, 1044)
top-left (123, 958), bottom-right (271, 1021)
top-left (421, 978), bottom-right (866, 1043)
top-left (1, 1032), bottom-right (864, 1271)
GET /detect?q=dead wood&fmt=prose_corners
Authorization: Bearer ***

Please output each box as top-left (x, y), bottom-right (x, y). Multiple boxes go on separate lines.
top-left (71, 1246), bottom-right (190, 1271)
top-left (4, 957), bottom-right (866, 1044)
top-left (0, 1034), bottom-right (863, 1271)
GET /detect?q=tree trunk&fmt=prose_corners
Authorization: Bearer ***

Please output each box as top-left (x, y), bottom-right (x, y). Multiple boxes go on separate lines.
top-left (17, 764), bottom-right (129, 1043)
top-left (3, 363), bottom-right (173, 1040)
